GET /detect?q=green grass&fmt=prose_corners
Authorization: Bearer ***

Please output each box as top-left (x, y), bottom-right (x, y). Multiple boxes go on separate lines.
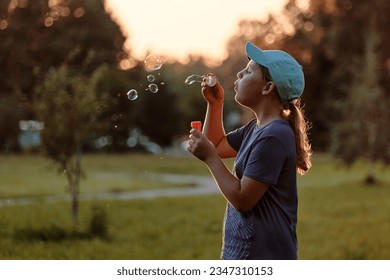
top-left (298, 182), bottom-right (390, 259)
top-left (0, 196), bottom-right (226, 259)
top-left (0, 153), bottom-right (390, 259)
top-left (0, 153), bottom-right (225, 198)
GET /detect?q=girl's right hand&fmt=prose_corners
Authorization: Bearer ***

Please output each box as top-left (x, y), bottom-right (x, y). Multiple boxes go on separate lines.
top-left (187, 129), bottom-right (219, 163)
top-left (201, 75), bottom-right (224, 105)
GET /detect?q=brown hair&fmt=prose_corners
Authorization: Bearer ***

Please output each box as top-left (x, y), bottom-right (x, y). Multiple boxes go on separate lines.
top-left (260, 66), bottom-right (312, 175)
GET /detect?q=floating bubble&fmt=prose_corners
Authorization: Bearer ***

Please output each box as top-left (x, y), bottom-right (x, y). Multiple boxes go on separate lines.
top-left (127, 89), bottom-right (138, 101)
top-left (144, 54), bottom-right (162, 72)
top-left (147, 74), bottom-right (155, 82)
top-left (185, 73), bottom-right (217, 86)
top-left (185, 74), bottom-right (203, 85)
top-left (148, 83), bottom-right (158, 93)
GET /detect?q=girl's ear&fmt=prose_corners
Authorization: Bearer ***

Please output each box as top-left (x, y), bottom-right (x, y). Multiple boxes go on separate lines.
top-left (262, 81), bottom-right (276, 95)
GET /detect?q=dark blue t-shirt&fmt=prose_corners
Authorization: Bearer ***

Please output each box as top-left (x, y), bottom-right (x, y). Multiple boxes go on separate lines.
top-left (222, 119), bottom-right (298, 260)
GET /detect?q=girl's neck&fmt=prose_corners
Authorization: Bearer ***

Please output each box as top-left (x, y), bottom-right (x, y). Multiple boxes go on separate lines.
top-left (254, 100), bottom-right (282, 128)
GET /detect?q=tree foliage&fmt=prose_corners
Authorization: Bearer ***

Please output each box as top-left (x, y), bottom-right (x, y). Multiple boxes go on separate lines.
top-left (327, 0), bottom-right (390, 181)
top-left (33, 65), bottom-right (109, 222)
top-left (0, 0), bottom-right (128, 151)
top-left (1, 0), bottom-right (390, 183)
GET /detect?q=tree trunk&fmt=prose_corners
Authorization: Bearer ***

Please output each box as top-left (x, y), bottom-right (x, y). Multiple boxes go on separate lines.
top-left (63, 146), bottom-right (82, 227)
top-left (365, 122), bottom-right (377, 185)
top-left (71, 181), bottom-right (79, 225)
top-left (71, 145), bottom-right (82, 225)
top-left (64, 165), bottom-right (78, 226)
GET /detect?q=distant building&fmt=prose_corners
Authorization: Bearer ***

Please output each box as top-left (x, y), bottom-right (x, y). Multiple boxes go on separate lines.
top-left (18, 120), bottom-right (44, 149)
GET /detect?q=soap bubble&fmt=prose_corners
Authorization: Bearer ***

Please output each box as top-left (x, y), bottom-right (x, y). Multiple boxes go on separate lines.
top-left (127, 89), bottom-right (138, 100)
top-left (147, 74), bottom-right (155, 82)
top-left (144, 54), bottom-right (162, 72)
top-left (185, 73), bottom-right (217, 86)
top-left (148, 83), bottom-right (158, 93)
top-left (185, 74), bottom-right (203, 85)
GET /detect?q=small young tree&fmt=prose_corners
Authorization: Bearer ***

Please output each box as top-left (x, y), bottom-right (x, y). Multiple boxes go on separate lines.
top-left (33, 65), bottom-right (108, 224)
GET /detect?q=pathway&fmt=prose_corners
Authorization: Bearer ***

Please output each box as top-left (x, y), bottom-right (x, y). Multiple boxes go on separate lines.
top-left (0, 173), bottom-right (218, 207)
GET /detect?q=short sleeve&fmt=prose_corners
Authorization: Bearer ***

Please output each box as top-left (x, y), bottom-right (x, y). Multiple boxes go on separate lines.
top-left (243, 136), bottom-right (287, 185)
top-left (227, 119), bottom-right (257, 152)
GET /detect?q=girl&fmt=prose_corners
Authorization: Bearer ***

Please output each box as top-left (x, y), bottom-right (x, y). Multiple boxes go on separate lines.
top-left (187, 41), bottom-right (312, 260)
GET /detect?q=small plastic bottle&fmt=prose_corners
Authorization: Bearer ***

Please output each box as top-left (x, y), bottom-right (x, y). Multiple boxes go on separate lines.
top-left (191, 121), bottom-right (202, 132)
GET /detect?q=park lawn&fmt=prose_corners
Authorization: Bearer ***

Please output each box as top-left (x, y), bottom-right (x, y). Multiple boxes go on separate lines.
top-left (0, 196), bottom-right (227, 260)
top-left (0, 153), bottom-right (390, 259)
top-left (0, 153), bottom-right (225, 198)
top-left (298, 181), bottom-right (390, 259)
top-left (1, 183), bottom-right (390, 260)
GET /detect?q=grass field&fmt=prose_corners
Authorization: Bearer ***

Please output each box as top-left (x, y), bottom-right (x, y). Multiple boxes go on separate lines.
top-left (0, 153), bottom-right (390, 259)
top-left (0, 153), bottom-right (215, 198)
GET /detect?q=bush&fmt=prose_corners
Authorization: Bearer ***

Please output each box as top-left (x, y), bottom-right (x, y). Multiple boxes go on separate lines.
top-left (89, 204), bottom-right (109, 239)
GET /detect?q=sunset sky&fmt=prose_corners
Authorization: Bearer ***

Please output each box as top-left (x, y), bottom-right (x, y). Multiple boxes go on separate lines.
top-left (105, 0), bottom-right (289, 63)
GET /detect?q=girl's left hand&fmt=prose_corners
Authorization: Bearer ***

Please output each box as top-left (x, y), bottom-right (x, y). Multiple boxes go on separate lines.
top-left (187, 129), bottom-right (218, 162)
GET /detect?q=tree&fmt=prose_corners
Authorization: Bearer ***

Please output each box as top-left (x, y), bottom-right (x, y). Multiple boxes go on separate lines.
top-left (330, 20), bottom-right (390, 183)
top-left (0, 0), bottom-right (129, 151)
top-left (33, 66), bottom-right (109, 224)
top-left (0, 0), bottom-right (45, 151)
top-left (314, 0), bottom-right (390, 183)
top-left (0, 95), bottom-right (24, 152)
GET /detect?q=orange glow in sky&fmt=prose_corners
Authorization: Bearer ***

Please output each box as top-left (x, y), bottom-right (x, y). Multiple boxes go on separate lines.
top-left (105, 0), bottom-right (288, 63)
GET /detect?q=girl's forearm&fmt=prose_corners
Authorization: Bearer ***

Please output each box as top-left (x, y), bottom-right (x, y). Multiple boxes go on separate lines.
top-left (204, 155), bottom-right (243, 210)
top-left (203, 102), bottom-right (225, 146)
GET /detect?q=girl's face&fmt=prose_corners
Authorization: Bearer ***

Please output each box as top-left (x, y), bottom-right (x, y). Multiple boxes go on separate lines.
top-left (234, 60), bottom-right (266, 107)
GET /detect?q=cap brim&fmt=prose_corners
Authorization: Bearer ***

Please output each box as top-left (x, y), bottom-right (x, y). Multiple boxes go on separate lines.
top-left (245, 41), bottom-right (268, 67)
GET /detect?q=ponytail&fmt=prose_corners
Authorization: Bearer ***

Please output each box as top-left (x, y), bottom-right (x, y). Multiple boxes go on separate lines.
top-left (259, 65), bottom-right (312, 175)
top-left (281, 99), bottom-right (312, 175)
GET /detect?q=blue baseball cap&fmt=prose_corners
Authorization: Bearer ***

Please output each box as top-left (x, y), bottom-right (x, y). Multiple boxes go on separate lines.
top-left (245, 41), bottom-right (305, 102)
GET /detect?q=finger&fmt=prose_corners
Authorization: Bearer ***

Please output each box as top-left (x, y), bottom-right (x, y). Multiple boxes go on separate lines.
top-left (190, 129), bottom-right (201, 137)
top-left (195, 129), bottom-right (204, 136)
top-left (186, 140), bottom-right (195, 152)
